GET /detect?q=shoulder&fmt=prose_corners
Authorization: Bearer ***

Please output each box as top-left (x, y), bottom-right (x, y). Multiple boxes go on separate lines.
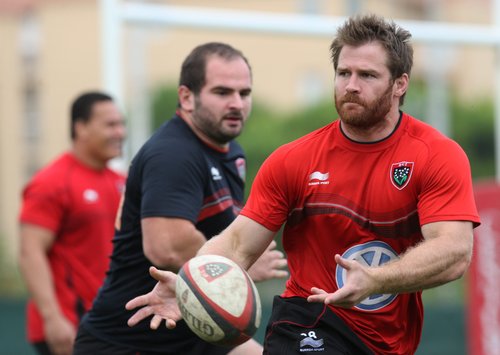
top-left (405, 115), bottom-right (467, 156)
top-left (27, 153), bottom-right (75, 185)
top-left (136, 119), bottom-right (203, 165)
top-left (22, 153), bottom-right (76, 200)
top-left (403, 114), bottom-right (471, 182)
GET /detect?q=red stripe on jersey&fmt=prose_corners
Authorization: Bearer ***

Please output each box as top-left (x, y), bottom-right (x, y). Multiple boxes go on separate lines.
top-left (197, 188), bottom-right (240, 221)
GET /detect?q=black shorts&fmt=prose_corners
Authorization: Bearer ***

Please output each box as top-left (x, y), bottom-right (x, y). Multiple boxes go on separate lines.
top-left (74, 327), bottom-right (142, 355)
top-left (263, 296), bottom-right (374, 355)
top-left (73, 324), bottom-right (232, 355)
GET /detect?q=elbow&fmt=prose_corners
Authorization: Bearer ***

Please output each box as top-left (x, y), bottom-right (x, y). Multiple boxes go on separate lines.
top-left (143, 246), bottom-right (183, 271)
top-left (447, 244), bottom-right (473, 282)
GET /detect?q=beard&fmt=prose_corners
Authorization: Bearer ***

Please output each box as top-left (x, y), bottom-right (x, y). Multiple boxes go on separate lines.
top-left (335, 84), bottom-right (393, 129)
top-left (192, 97), bottom-right (244, 145)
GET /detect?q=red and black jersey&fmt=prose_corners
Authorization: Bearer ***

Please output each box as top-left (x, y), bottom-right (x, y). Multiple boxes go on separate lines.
top-left (242, 112), bottom-right (480, 354)
top-left (80, 114), bottom-right (246, 352)
top-left (19, 153), bottom-right (125, 342)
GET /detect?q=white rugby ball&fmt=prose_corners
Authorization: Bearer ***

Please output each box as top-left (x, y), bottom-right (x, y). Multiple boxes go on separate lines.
top-left (176, 254), bottom-right (262, 346)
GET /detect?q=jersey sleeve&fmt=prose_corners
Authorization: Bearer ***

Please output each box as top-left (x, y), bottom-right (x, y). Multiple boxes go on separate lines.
top-left (140, 144), bottom-right (205, 223)
top-left (417, 138), bottom-right (480, 227)
top-left (19, 175), bottom-right (66, 233)
top-left (241, 147), bottom-right (293, 232)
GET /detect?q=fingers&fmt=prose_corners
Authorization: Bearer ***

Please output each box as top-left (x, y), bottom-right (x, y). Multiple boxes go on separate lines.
top-left (272, 269), bottom-right (289, 278)
top-left (307, 287), bottom-right (328, 303)
top-left (165, 318), bottom-right (178, 329)
top-left (334, 254), bottom-right (351, 269)
top-left (267, 240), bottom-right (277, 250)
top-left (125, 294), bottom-right (150, 311)
top-left (127, 306), bottom-right (153, 327)
top-left (150, 315), bottom-right (164, 330)
top-left (265, 250), bottom-right (288, 278)
top-left (149, 266), bottom-right (174, 282)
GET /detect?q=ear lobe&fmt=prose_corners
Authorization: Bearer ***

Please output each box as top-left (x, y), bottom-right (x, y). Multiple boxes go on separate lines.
top-left (74, 121), bottom-right (87, 140)
top-left (394, 74), bottom-right (409, 97)
top-left (178, 86), bottom-right (194, 111)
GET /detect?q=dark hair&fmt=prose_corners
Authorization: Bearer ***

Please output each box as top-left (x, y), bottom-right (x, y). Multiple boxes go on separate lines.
top-left (179, 42), bottom-right (252, 95)
top-left (330, 14), bottom-right (413, 105)
top-left (70, 91), bottom-right (113, 139)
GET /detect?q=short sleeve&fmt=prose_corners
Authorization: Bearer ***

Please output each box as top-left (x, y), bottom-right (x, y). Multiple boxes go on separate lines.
top-left (417, 139), bottom-right (480, 227)
top-left (19, 176), bottom-right (66, 233)
top-left (241, 148), bottom-right (292, 231)
top-left (140, 146), bottom-right (205, 223)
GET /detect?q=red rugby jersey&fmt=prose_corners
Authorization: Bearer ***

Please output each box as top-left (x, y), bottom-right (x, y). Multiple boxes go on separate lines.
top-left (241, 113), bottom-right (480, 354)
top-left (19, 153), bottom-right (125, 342)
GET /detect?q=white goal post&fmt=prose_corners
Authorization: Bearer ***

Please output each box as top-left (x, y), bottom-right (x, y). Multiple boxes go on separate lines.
top-left (100, 0), bottom-right (500, 181)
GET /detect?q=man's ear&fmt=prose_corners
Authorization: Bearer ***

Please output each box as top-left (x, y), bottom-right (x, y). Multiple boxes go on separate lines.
top-left (178, 85), bottom-right (194, 111)
top-left (74, 120), bottom-right (88, 141)
top-left (394, 73), bottom-right (409, 98)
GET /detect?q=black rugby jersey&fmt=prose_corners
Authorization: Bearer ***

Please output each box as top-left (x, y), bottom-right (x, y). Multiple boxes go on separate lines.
top-left (80, 114), bottom-right (246, 353)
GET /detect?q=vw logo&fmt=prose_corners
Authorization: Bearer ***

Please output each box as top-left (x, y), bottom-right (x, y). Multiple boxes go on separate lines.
top-left (336, 241), bottom-right (399, 311)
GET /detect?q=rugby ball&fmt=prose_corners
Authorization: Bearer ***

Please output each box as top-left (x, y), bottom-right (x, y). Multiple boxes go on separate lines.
top-left (176, 254), bottom-right (261, 346)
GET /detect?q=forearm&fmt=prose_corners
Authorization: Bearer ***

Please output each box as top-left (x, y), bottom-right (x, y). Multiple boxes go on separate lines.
top-left (142, 217), bottom-right (207, 271)
top-left (150, 231), bottom-right (206, 271)
top-left (19, 250), bottom-right (62, 320)
top-left (197, 215), bottom-right (276, 270)
top-left (372, 233), bottom-right (473, 294)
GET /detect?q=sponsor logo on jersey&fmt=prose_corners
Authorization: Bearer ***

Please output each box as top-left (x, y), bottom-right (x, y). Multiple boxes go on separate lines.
top-left (298, 331), bottom-right (325, 352)
top-left (308, 171), bottom-right (330, 186)
top-left (210, 167), bottom-right (222, 181)
top-left (336, 241), bottom-right (399, 311)
top-left (235, 157), bottom-right (246, 182)
top-left (83, 189), bottom-right (99, 203)
top-left (390, 161), bottom-right (414, 190)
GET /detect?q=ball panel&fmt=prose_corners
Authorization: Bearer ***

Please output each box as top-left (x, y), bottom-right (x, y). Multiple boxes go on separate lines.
top-left (175, 273), bottom-right (226, 343)
top-left (187, 256), bottom-right (249, 317)
top-left (176, 255), bottom-right (262, 346)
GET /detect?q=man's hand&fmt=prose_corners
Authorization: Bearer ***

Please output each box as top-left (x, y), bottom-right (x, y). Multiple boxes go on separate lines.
top-left (44, 314), bottom-right (76, 355)
top-left (247, 240), bottom-right (288, 282)
top-left (125, 267), bottom-right (182, 329)
top-left (307, 254), bottom-right (375, 308)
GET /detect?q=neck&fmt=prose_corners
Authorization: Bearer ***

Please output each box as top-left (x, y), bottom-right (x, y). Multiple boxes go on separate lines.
top-left (341, 108), bottom-right (401, 143)
top-left (71, 146), bottom-right (107, 170)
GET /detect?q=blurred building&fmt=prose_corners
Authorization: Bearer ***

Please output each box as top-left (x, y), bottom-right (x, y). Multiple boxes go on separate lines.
top-left (0, 0), bottom-right (496, 270)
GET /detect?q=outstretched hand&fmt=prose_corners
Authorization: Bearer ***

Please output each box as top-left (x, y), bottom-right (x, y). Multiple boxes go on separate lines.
top-left (247, 240), bottom-right (288, 282)
top-left (307, 254), bottom-right (375, 308)
top-left (125, 266), bottom-right (182, 330)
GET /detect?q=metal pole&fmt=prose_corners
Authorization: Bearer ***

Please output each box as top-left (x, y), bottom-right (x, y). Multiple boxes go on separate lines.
top-left (100, 0), bottom-right (123, 103)
top-left (100, 0), bottom-right (128, 170)
top-left (495, 0), bottom-right (500, 182)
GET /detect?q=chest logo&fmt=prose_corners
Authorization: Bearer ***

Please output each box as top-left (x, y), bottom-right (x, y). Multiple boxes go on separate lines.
top-left (308, 171), bottom-right (330, 186)
top-left (210, 167), bottom-right (222, 181)
top-left (336, 241), bottom-right (399, 311)
top-left (390, 161), bottom-right (414, 190)
top-left (83, 189), bottom-right (99, 203)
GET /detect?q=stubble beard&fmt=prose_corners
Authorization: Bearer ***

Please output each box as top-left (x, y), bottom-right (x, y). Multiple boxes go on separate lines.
top-left (192, 98), bottom-right (244, 145)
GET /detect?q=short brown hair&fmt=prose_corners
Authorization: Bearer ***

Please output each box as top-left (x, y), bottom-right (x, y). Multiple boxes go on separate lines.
top-left (330, 14), bottom-right (413, 105)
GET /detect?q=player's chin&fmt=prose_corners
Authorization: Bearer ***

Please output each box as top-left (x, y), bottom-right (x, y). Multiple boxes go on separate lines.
top-left (104, 144), bottom-right (123, 159)
top-left (221, 128), bottom-right (243, 141)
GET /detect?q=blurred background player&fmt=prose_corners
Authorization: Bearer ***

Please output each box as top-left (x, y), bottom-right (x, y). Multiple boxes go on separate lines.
top-left (18, 91), bottom-right (126, 355)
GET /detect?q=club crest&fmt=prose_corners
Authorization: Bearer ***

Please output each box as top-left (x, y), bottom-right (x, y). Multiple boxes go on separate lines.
top-left (235, 157), bottom-right (246, 182)
top-left (199, 262), bottom-right (232, 282)
top-left (390, 162), bottom-right (414, 190)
